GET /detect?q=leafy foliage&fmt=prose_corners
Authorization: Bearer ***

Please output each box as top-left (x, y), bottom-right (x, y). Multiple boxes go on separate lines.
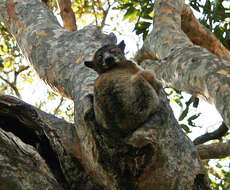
top-left (165, 88), bottom-right (201, 134)
top-left (115, 0), bottom-right (154, 39)
top-left (117, 0), bottom-right (230, 49)
top-left (203, 159), bottom-right (230, 190)
top-left (72, 0), bottom-right (113, 29)
top-left (0, 22), bottom-right (27, 98)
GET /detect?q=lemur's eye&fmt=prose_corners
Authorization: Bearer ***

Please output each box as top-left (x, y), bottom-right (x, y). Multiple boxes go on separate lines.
top-left (110, 48), bottom-right (116, 54)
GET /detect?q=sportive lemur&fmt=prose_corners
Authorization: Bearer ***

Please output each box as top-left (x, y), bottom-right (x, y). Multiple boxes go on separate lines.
top-left (85, 41), bottom-right (162, 136)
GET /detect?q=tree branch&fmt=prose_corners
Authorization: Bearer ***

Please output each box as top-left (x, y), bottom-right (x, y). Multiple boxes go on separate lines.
top-left (135, 4), bottom-right (230, 62)
top-left (181, 5), bottom-right (229, 60)
top-left (0, 95), bottom-right (103, 189)
top-left (99, 0), bottom-right (111, 30)
top-left (142, 0), bottom-right (191, 59)
top-left (139, 0), bottom-right (230, 130)
top-left (193, 122), bottom-right (228, 145)
top-left (53, 96), bottom-right (64, 115)
top-left (56, 0), bottom-right (77, 31)
top-left (0, 0), bottom-right (116, 101)
top-left (92, 0), bottom-right (99, 26)
top-left (0, 127), bottom-right (64, 190)
top-left (197, 142), bottom-right (230, 160)
top-left (0, 75), bottom-right (21, 98)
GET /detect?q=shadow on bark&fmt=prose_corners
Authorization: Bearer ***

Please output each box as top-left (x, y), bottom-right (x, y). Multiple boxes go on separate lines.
top-left (0, 94), bottom-right (211, 190)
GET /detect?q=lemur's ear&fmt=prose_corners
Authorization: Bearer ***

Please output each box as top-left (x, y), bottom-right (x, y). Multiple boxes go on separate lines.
top-left (118, 40), bottom-right (126, 53)
top-left (84, 61), bottom-right (94, 69)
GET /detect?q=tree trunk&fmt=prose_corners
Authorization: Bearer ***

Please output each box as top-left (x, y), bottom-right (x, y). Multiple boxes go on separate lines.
top-left (0, 0), bottom-right (213, 189)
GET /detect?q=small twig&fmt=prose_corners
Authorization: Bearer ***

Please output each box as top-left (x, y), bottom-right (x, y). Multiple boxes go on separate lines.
top-left (0, 75), bottom-right (21, 98)
top-left (14, 65), bottom-right (30, 84)
top-left (193, 122), bottom-right (228, 145)
top-left (99, 0), bottom-right (111, 30)
top-left (53, 96), bottom-right (64, 115)
top-left (92, 0), bottom-right (99, 27)
top-left (17, 65), bottom-right (30, 74)
top-left (0, 65), bottom-right (29, 99)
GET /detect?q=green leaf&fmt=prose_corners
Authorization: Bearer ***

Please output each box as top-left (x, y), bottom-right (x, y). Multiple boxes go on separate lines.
top-left (180, 124), bottom-right (191, 133)
top-left (190, 1), bottom-right (200, 12)
top-left (134, 21), bottom-right (151, 39)
top-left (174, 98), bottom-right (183, 108)
top-left (204, 0), bottom-right (211, 14)
top-left (0, 57), bottom-right (3, 68)
top-left (216, 163), bottom-right (222, 168)
top-left (214, 26), bottom-right (223, 40)
top-left (124, 6), bottom-right (138, 22)
top-left (188, 113), bottom-right (201, 127)
top-left (141, 7), bottom-right (153, 19)
top-left (178, 107), bottom-right (189, 121)
top-left (113, 3), bottom-right (133, 10)
top-left (193, 97), bottom-right (199, 108)
top-left (185, 96), bottom-right (194, 107)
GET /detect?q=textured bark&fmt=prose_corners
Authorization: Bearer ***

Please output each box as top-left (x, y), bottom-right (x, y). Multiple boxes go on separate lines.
top-left (0, 95), bottom-right (102, 189)
top-left (0, 129), bottom-right (63, 190)
top-left (0, 0), bottom-right (211, 189)
top-left (56, 0), bottom-right (77, 31)
top-left (135, 4), bottom-right (230, 62)
top-left (0, 95), bottom-right (210, 190)
top-left (139, 0), bottom-right (230, 130)
top-left (198, 142), bottom-right (230, 160)
top-left (41, 0), bottom-right (49, 6)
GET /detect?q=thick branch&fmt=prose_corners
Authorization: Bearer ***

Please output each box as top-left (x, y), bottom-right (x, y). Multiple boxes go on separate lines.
top-left (135, 3), bottom-right (192, 63)
top-left (140, 0), bottom-right (230, 129)
top-left (197, 142), bottom-right (230, 160)
top-left (0, 128), bottom-right (64, 190)
top-left (136, 3), bottom-right (229, 63)
top-left (0, 0), bottom-right (116, 115)
top-left (181, 5), bottom-right (229, 59)
top-left (56, 0), bottom-right (77, 31)
top-left (0, 93), bottom-right (210, 189)
top-left (0, 95), bottom-right (102, 189)
top-left (141, 0), bottom-right (192, 60)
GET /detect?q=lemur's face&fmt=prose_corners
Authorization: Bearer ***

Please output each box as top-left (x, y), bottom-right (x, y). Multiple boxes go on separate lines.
top-left (85, 41), bottom-right (126, 74)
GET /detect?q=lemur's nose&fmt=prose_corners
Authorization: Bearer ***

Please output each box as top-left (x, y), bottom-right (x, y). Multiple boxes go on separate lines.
top-left (104, 52), bottom-right (115, 65)
top-left (105, 57), bottom-right (115, 65)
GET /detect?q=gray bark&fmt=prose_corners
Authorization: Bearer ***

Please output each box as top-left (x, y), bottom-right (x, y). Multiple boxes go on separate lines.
top-left (0, 0), bottom-right (212, 189)
top-left (138, 0), bottom-right (230, 130)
